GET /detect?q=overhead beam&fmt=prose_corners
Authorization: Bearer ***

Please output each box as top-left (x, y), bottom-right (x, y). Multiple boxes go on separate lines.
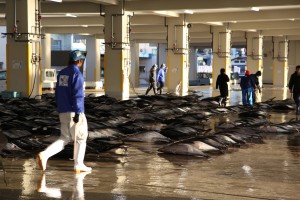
top-left (41, 16), bottom-right (104, 27)
top-left (43, 26), bottom-right (103, 34)
top-left (186, 9), bottom-right (300, 23)
top-left (131, 25), bottom-right (166, 33)
top-left (86, 0), bottom-right (118, 5)
top-left (262, 28), bottom-right (300, 36)
top-left (230, 20), bottom-right (300, 31)
top-left (126, 0), bottom-right (300, 11)
top-left (131, 15), bottom-right (164, 25)
top-left (41, 2), bottom-right (100, 14)
top-left (152, 11), bottom-right (179, 17)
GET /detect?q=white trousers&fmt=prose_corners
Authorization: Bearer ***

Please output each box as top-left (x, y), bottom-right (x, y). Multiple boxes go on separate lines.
top-left (59, 112), bottom-right (88, 144)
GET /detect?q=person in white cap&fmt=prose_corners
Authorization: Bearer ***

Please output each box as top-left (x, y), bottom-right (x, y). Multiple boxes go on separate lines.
top-left (37, 50), bottom-right (92, 173)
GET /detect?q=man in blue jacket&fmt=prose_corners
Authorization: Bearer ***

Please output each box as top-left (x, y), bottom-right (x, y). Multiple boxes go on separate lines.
top-left (37, 50), bottom-right (91, 173)
top-left (157, 64), bottom-right (168, 95)
top-left (240, 70), bottom-right (256, 107)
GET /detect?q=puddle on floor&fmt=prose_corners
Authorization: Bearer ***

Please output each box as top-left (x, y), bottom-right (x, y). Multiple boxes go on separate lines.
top-left (0, 86), bottom-right (299, 200)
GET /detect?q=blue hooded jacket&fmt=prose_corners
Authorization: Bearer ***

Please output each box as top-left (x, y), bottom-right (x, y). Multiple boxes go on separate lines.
top-left (157, 68), bottom-right (167, 82)
top-left (55, 64), bottom-right (84, 114)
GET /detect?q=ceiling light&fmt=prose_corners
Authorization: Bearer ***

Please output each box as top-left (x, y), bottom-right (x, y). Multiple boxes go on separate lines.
top-left (247, 29), bottom-right (257, 32)
top-left (251, 7), bottom-right (260, 12)
top-left (230, 21), bottom-right (237, 23)
top-left (65, 13), bottom-right (77, 18)
top-left (184, 10), bottom-right (194, 14)
top-left (46, 0), bottom-right (62, 2)
top-left (81, 25), bottom-right (88, 28)
top-left (289, 18), bottom-right (295, 21)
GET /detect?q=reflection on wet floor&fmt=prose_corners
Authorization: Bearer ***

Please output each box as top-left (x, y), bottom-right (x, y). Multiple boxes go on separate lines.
top-left (0, 86), bottom-right (300, 200)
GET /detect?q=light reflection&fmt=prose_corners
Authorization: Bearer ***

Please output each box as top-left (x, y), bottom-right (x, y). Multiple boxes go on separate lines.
top-left (111, 163), bottom-right (127, 200)
top-left (37, 174), bottom-right (62, 199)
top-left (22, 159), bottom-right (36, 196)
top-left (37, 172), bottom-right (90, 200)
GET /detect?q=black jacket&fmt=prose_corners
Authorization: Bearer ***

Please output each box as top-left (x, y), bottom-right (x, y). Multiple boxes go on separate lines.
top-left (288, 72), bottom-right (300, 94)
top-left (240, 75), bottom-right (256, 90)
top-left (216, 73), bottom-right (229, 90)
top-left (250, 74), bottom-right (259, 87)
top-left (149, 68), bottom-right (157, 83)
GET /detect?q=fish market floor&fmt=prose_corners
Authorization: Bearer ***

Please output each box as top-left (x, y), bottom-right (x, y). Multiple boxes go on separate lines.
top-left (0, 86), bottom-right (300, 200)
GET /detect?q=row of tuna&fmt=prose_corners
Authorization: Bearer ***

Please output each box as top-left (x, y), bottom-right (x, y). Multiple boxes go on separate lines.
top-left (0, 94), bottom-right (298, 159)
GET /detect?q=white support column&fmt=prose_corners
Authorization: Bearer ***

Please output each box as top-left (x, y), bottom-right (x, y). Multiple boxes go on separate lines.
top-left (130, 41), bottom-right (139, 87)
top-left (212, 26), bottom-right (231, 89)
top-left (86, 35), bottom-right (101, 82)
top-left (246, 32), bottom-right (263, 85)
top-left (6, 0), bottom-right (42, 97)
top-left (166, 15), bottom-right (189, 96)
top-left (42, 33), bottom-right (51, 69)
top-left (104, 4), bottom-right (132, 100)
top-left (273, 36), bottom-right (289, 87)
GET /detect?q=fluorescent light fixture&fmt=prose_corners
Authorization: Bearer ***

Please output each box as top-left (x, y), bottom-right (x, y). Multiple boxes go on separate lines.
top-left (247, 29), bottom-right (257, 32)
top-left (230, 21), bottom-right (237, 23)
top-left (289, 18), bottom-right (295, 21)
top-left (66, 13), bottom-right (77, 18)
top-left (184, 10), bottom-right (194, 14)
top-left (47, 0), bottom-right (62, 2)
top-left (251, 7), bottom-right (260, 12)
top-left (81, 25), bottom-right (88, 28)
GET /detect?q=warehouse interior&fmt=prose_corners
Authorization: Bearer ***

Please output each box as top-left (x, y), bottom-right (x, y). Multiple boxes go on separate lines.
top-left (0, 0), bottom-right (300, 199)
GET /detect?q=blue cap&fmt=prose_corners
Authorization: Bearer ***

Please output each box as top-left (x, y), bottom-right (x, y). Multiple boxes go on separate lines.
top-left (69, 50), bottom-right (85, 61)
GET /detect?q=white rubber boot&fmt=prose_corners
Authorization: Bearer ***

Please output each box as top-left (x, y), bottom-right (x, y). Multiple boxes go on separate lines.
top-left (37, 139), bottom-right (65, 171)
top-left (74, 142), bottom-right (92, 173)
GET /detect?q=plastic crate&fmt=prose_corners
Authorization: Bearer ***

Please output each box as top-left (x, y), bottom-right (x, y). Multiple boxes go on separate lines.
top-left (1, 91), bottom-right (21, 99)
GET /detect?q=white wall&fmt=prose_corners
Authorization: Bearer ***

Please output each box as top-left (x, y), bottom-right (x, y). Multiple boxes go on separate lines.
top-left (288, 40), bottom-right (300, 78)
top-left (189, 47), bottom-right (197, 80)
top-left (0, 26), bottom-right (6, 70)
top-left (263, 40), bottom-right (273, 84)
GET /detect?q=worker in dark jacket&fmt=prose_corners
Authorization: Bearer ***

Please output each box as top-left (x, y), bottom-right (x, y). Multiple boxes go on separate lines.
top-left (216, 68), bottom-right (230, 106)
top-left (250, 71), bottom-right (262, 103)
top-left (288, 65), bottom-right (300, 114)
top-left (240, 70), bottom-right (256, 107)
top-left (38, 50), bottom-right (92, 173)
top-left (145, 64), bottom-right (158, 95)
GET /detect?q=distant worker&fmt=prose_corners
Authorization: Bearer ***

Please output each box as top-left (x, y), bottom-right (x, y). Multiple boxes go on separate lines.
top-left (145, 64), bottom-right (158, 95)
top-left (250, 71), bottom-right (262, 103)
top-left (240, 70), bottom-right (256, 107)
top-left (288, 65), bottom-right (300, 114)
top-left (37, 50), bottom-right (92, 173)
top-left (216, 68), bottom-right (230, 107)
top-left (157, 64), bottom-right (168, 95)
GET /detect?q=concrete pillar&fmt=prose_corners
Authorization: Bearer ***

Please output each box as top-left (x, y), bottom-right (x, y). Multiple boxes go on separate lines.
top-left (166, 15), bottom-right (189, 95)
top-left (130, 41), bottom-right (139, 87)
top-left (262, 39), bottom-right (273, 84)
top-left (212, 26), bottom-right (231, 89)
top-left (104, 4), bottom-right (132, 100)
top-left (246, 32), bottom-right (263, 85)
top-left (42, 33), bottom-right (51, 69)
top-left (273, 36), bottom-right (289, 87)
top-left (158, 43), bottom-right (167, 66)
top-left (6, 0), bottom-right (42, 97)
top-left (86, 35), bottom-right (101, 82)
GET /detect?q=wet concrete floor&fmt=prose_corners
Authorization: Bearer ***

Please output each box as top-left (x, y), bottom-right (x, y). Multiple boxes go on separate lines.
top-left (0, 85), bottom-right (300, 200)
